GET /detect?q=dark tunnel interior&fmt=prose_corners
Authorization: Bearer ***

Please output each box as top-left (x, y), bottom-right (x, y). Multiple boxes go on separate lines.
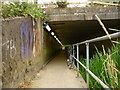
top-left (48, 19), bottom-right (120, 58)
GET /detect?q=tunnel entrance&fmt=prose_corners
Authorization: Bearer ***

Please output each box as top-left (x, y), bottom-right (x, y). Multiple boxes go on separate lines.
top-left (47, 19), bottom-right (120, 57)
top-left (48, 19), bottom-right (119, 45)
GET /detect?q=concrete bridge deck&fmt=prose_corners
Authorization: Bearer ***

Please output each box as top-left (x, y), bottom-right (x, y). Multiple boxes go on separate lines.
top-left (45, 7), bottom-right (119, 21)
top-left (44, 6), bottom-right (120, 45)
top-left (30, 52), bottom-right (87, 88)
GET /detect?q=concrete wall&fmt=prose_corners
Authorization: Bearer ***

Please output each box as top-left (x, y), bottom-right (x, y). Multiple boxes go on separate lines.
top-left (1, 17), bottom-right (61, 88)
top-left (0, 18), bottom-right (2, 89)
top-left (42, 30), bottom-right (61, 62)
top-left (45, 7), bottom-right (119, 21)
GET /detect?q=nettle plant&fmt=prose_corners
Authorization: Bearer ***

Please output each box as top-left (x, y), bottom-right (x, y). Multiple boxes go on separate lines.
top-left (1, 2), bottom-right (48, 21)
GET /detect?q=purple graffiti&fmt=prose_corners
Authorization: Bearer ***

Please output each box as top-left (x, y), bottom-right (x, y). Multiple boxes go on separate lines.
top-left (20, 18), bottom-right (33, 58)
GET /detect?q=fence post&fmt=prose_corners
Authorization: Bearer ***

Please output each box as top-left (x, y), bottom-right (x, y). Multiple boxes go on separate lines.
top-left (86, 42), bottom-right (89, 88)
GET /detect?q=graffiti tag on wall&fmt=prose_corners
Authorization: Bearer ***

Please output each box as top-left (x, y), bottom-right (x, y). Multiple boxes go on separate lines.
top-left (2, 40), bottom-right (16, 59)
top-left (33, 29), bottom-right (40, 56)
top-left (20, 18), bottom-right (33, 58)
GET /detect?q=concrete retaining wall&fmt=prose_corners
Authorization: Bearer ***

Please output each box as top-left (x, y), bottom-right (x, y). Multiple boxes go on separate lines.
top-left (1, 17), bottom-right (60, 88)
top-left (0, 18), bottom-right (2, 89)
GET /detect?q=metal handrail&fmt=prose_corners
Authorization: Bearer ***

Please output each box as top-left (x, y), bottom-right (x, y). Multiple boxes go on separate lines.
top-left (72, 32), bottom-right (120, 89)
top-left (72, 56), bottom-right (110, 89)
top-left (74, 32), bottom-right (120, 46)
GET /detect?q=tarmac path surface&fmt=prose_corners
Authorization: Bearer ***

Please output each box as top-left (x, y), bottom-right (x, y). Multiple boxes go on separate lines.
top-left (30, 52), bottom-right (87, 88)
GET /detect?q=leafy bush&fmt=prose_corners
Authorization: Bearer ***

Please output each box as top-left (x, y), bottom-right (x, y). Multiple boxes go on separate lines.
top-left (1, 2), bottom-right (48, 21)
top-left (56, 0), bottom-right (68, 8)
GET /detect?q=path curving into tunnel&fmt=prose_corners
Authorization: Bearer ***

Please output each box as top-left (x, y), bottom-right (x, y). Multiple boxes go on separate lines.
top-left (30, 52), bottom-right (87, 88)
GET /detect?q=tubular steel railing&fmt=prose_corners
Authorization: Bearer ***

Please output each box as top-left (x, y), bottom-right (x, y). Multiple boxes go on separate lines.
top-left (71, 32), bottom-right (120, 89)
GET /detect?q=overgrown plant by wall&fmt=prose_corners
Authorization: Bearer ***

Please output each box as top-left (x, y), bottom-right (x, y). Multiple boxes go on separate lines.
top-left (56, 0), bottom-right (68, 8)
top-left (1, 2), bottom-right (48, 21)
top-left (79, 43), bottom-right (120, 88)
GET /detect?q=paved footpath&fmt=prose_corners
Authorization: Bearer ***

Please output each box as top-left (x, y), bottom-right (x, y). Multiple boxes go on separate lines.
top-left (30, 52), bottom-right (87, 88)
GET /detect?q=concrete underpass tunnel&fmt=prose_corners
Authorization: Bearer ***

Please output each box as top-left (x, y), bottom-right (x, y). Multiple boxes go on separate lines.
top-left (44, 18), bottom-right (119, 58)
top-left (2, 6), bottom-right (120, 88)
top-left (35, 17), bottom-right (120, 88)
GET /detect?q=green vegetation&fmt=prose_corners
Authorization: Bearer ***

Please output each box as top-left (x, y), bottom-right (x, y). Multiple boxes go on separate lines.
top-left (56, 0), bottom-right (68, 8)
top-left (1, 2), bottom-right (48, 21)
top-left (79, 43), bottom-right (120, 88)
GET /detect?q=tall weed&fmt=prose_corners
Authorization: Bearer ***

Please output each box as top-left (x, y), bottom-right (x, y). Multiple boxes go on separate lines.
top-left (79, 44), bottom-right (120, 88)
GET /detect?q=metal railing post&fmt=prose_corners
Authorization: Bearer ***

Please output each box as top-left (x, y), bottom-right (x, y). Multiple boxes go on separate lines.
top-left (86, 43), bottom-right (89, 88)
top-left (72, 56), bottom-right (110, 89)
top-left (72, 45), bottom-right (75, 66)
top-left (77, 45), bottom-right (79, 70)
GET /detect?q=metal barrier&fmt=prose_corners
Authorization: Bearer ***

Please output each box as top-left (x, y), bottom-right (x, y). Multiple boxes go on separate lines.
top-left (71, 32), bottom-right (120, 89)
